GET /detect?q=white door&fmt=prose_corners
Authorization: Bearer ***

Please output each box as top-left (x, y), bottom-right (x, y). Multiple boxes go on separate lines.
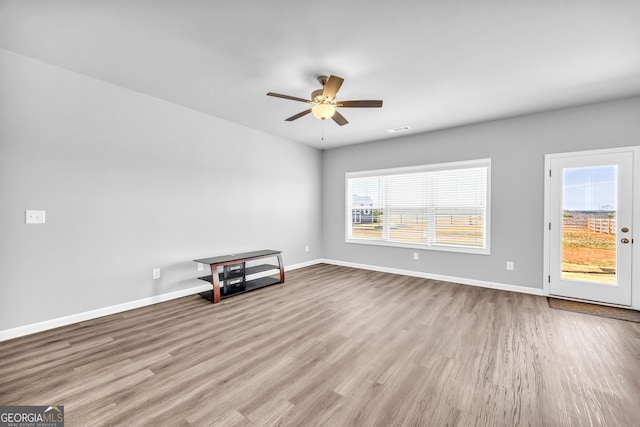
top-left (548, 151), bottom-right (633, 306)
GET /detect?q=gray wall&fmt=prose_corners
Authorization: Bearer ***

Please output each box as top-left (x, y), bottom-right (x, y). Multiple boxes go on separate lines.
top-left (3, 46), bottom-right (640, 333)
top-left (322, 96), bottom-right (640, 289)
top-left (0, 50), bottom-right (322, 331)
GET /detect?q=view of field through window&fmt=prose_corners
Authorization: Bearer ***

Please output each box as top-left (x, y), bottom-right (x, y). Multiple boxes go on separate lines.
top-left (348, 162), bottom-right (488, 251)
top-left (561, 165), bottom-right (617, 285)
top-left (351, 210), bottom-right (484, 246)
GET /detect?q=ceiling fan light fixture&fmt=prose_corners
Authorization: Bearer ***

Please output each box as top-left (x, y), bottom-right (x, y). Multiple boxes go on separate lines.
top-left (312, 103), bottom-right (336, 120)
top-left (267, 74), bottom-right (382, 126)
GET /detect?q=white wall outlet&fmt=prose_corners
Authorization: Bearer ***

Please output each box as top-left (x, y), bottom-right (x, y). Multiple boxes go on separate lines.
top-left (305, 245), bottom-right (309, 252)
top-left (152, 268), bottom-right (161, 279)
top-left (506, 261), bottom-right (514, 271)
top-left (25, 210), bottom-right (46, 224)
top-left (197, 263), bottom-right (204, 271)
top-left (413, 252), bottom-right (419, 260)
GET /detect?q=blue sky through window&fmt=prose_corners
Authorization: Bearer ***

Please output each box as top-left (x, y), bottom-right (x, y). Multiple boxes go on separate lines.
top-left (563, 165), bottom-right (617, 211)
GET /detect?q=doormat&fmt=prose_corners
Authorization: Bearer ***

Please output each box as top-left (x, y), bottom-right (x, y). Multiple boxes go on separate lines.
top-left (547, 298), bottom-right (640, 323)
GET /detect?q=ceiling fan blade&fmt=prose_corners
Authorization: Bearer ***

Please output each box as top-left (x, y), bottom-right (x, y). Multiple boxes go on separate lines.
top-left (332, 110), bottom-right (349, 126)
top-left (285, 109), bottom-right (313, 121)
top-left (322, 75), bottom-right (344, 101)
top-left (337, 100), bottom-right (383, 108)
top-left (267, 92), bottom-right (311, 103)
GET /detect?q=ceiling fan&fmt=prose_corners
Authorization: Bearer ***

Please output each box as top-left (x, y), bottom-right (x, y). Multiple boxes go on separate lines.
top-left (266, 75), bottom-right (383, 126)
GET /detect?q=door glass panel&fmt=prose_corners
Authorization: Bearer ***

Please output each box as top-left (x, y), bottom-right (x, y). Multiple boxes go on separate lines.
top-left (561, 165), bottom-right (617, 285)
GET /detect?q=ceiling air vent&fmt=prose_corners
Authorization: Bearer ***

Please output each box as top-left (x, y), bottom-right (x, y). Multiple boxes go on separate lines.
top-left (386, 126), bottom-right (411, 134)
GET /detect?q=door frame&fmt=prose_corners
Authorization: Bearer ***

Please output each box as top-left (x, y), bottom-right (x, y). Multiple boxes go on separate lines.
top-left (543, 146), bottom-right (640, 310)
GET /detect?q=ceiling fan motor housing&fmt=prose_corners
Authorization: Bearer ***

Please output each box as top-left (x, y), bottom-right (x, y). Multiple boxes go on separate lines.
top-left (311, 89), bottom-right (324, 103)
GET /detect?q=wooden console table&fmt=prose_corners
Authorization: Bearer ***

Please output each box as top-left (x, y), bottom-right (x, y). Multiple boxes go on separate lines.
top-left (193, 249), bottom-right (284, 303)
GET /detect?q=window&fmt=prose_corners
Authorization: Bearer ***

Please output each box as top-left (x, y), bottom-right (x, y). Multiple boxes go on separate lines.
top-left (346, 158), bottom-right (490, 254)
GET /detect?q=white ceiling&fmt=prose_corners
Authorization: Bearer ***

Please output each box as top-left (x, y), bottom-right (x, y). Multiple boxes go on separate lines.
top-left (2, 1), bottom-right (640, 149)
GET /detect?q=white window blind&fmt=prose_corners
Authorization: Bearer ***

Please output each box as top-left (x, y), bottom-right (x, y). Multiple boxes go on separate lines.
top-left (346, 159), bottom-right (490, 254)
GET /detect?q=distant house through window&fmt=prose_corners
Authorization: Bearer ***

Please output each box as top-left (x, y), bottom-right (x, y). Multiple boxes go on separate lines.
top-left (352, 195), bottom-right (374, 223)
top-left (346, 158), bottom-right (491, 254)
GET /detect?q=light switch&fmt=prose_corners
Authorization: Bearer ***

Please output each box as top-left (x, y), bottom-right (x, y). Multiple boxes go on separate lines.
top-left (25, 210), bottom-right (46, 224)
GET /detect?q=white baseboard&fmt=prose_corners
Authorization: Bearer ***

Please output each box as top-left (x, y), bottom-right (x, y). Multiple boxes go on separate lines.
top-left (0, 283), bottom-right (212, 342)
top-left (285, 259), bottom-right (323, 271)
top-left (0, 260), bottom-right (325, 342)
top-left (319, 258), bottom-right (545, 296)
top-left (1, 258), bottom-right (543, 342)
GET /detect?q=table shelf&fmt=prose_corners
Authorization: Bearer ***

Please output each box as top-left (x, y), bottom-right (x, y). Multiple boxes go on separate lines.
top-left (196, 264), bottom-right (280, 283)
top-left (199, 276), bottom-right (281, 301)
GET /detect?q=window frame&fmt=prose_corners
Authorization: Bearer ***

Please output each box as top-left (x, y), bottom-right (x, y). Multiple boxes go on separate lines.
top-left (345, 158), bottom-right (491, 255)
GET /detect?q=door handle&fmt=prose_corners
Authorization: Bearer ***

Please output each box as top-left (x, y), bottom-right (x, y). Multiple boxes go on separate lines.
top-left (621, 238), bottom-right (630, 244)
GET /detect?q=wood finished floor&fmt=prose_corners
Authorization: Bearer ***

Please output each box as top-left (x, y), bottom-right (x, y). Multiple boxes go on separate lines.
top-left (1, 264), bottom-right (640, 426)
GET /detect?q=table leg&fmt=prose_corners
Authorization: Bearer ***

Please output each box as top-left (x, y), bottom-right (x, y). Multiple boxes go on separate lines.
top-left (211, 264), bottom-right (221, 303)
top-left (277, 254), bottom-right (285, 284)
